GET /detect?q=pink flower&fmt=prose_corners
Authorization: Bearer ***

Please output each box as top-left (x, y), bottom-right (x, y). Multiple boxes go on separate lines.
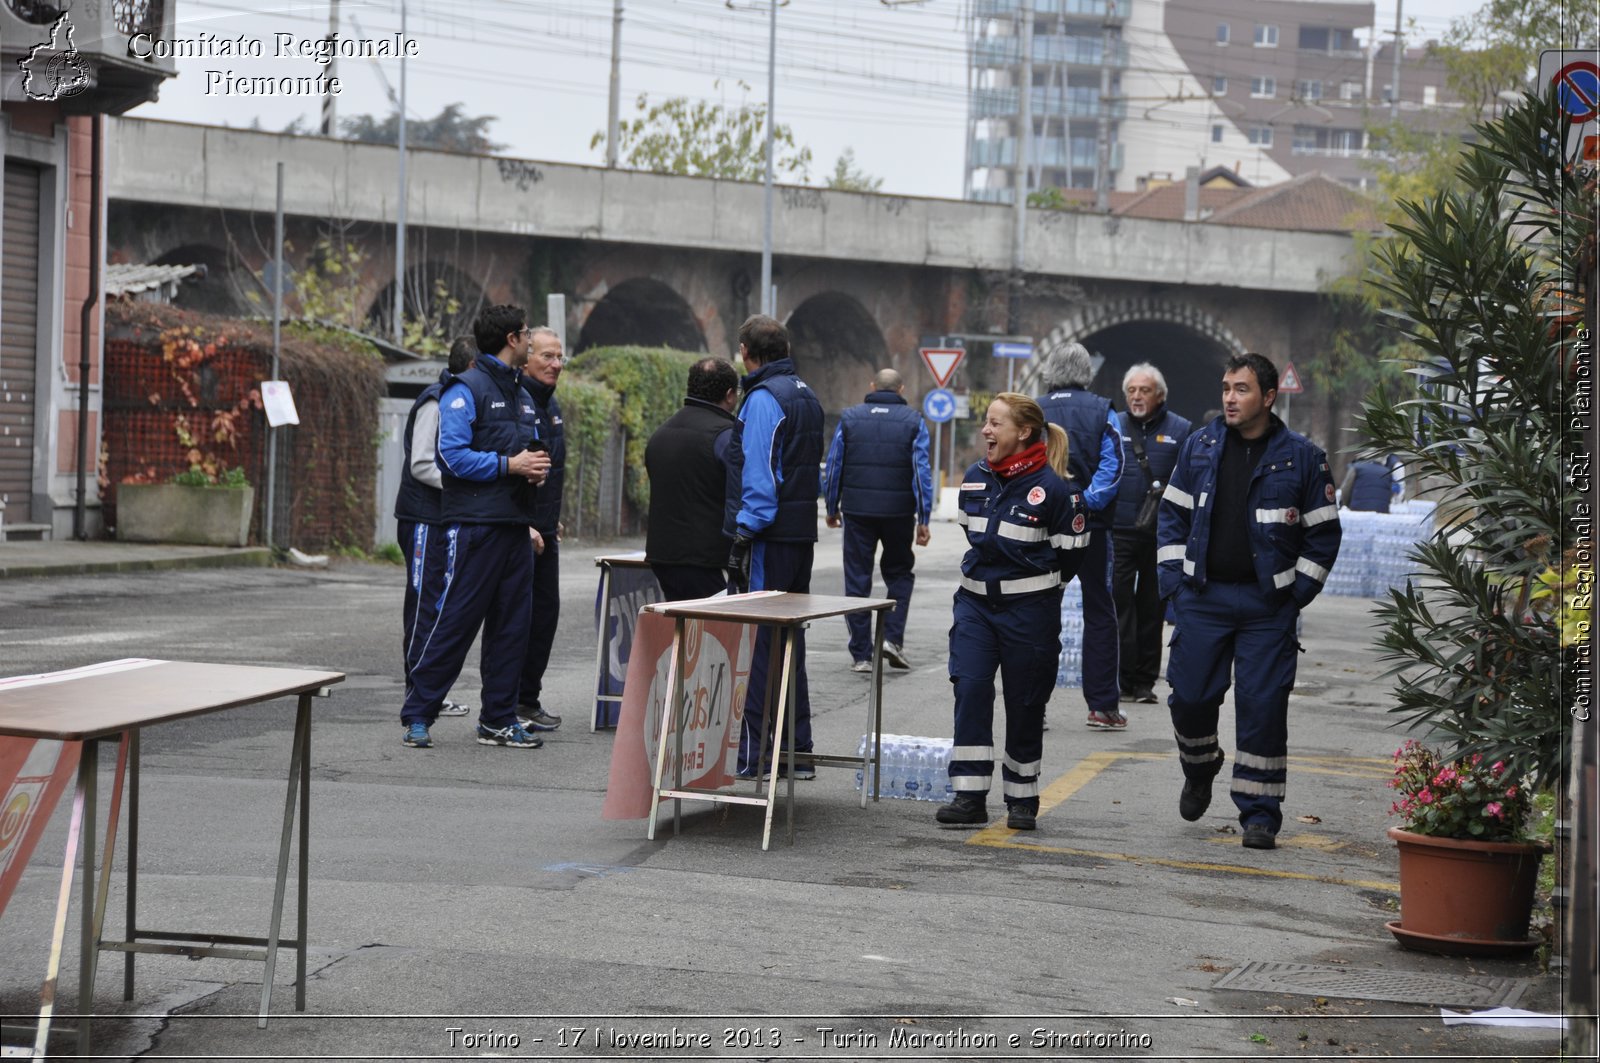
top-left (1485, 802), bottom-right (1504, 819)
top-left (1433, 767), bottom-right (1457, 786)
top-left (1491, 760), bottom-right (1505, 775)
top-left (1505, 786), bottom-right (1519, 799)
top-left (1418, 788), bottom-right (1434, 805)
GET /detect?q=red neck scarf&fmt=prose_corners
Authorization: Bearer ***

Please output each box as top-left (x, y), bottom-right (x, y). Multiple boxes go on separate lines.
top-left (992, 440), bottom-right (1047, 479)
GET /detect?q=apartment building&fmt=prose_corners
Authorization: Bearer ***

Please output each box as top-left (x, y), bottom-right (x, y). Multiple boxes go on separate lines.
top-left (966, 0), bottom-right (1459, 201)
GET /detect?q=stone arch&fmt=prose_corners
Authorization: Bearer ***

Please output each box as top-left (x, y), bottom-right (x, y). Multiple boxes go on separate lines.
top-left (150, 243), bottom-right (249, 315)
top-left (1024, 298), bottom-right (1247, 423)
top-left (366, 261), bottom-right (488, 349)
top-left (575, 277), bottom-right (707, 353)
top-left (784, 291), bottom-right (887, 431)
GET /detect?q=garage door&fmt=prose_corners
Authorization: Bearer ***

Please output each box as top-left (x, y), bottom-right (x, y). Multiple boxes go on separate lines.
top-left (1, 161), bottom-right (41, 511)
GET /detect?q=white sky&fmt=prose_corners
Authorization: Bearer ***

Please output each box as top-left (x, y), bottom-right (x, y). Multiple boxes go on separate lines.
top-left (141, 0), bottom-right (1490, 199)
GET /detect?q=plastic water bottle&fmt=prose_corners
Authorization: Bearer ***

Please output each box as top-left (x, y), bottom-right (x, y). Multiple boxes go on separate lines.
top-left (855, 734), bottom-right (869, 792)
top-left (883, 736), bottom-right (903, 799)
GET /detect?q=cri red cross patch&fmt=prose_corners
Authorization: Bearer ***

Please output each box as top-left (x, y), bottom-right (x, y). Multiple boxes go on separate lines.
top-left (1071, 514), bottom-right (1086, 533)
top-left (1286, 507), bottom-right (1299, 525)
top-left (1027, 486), bottom-right (1046, 505)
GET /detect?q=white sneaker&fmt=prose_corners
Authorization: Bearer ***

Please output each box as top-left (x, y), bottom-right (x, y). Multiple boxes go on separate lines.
top-left (883, 643), bottom-right (911, 669)
top-left (850, 660), bottom-right (872, 673)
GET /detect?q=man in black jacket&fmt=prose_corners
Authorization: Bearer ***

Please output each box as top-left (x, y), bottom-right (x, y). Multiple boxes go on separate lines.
top-left (645, 357), bottom-right (741, 600)
top-left (516, 326), bottom-right (567, 734)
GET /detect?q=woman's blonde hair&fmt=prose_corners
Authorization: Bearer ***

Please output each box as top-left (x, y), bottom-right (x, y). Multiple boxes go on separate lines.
top-left (994, 392), bottom-right (1069, 477)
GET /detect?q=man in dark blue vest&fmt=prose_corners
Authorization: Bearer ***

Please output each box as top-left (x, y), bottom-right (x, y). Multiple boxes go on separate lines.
top-left (1110, 362), bottom-right (1191, 705)
top-left (646, 357), bottom-right (741, 601)
top-left (724, 314), bottom-right (824, 779)
top-left (400, 304), bottom-right (550, 750)
top-left (396, 336), bottom-right (477, 745)
top-left (1038, 342), bottom-right (1126, 729)
top-left (822, 368), bottom-right (933, 671)
top-left (515, 326), bottom-right (566, 734)
top-left (1339, 457), bottom-right (1401, 512)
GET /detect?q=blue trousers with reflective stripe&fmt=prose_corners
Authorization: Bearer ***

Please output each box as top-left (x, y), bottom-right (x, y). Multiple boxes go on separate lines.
top-left (1166, 580), bottom-right (1300, 832)
top-left (399, 519), bottom-right (450, 704)
top-left (1071, 526), bottom-right (1121, 713)
top-left (841, 513), bottom-right (916, 662)
top-left (947, 588), bottom-right (1062, 809)
top-left (401, 522), bottom-right (534, 730)
top-left (736, 539), bottom-right (814, 774)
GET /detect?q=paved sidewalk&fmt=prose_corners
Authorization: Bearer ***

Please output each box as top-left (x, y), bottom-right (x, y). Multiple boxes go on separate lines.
top-left (0, 539), bottom-right (272, 579)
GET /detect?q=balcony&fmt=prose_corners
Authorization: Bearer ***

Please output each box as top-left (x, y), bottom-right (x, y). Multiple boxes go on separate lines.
top-left (972, 86), bottom-right (1128, 121)
top-left (974, 0), bottom-right (1130, 21)
top-left (972, 35), bottom-right (1128, 68)
top-left (0, 0), bottom-right (177, 113)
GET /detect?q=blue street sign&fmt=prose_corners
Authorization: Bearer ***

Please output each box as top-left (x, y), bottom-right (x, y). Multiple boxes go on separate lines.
top-left (993, 341), bottom-right (1033, 359)
top-left (923, 388), bottom-right (956, 424)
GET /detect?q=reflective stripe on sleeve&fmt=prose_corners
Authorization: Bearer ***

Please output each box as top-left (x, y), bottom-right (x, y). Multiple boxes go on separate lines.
top-left (1050, 532), bottom-right (1090, 549)
top-left (1296, 556), bottom-right (1330, 584)
top-left (1255, 508), bottom-right (1295, 524)
top-left (1273, 567), bottom-right (1296, 589)
top-left (1157, 544), bottom-right (1187, 563)
top-left (1300, 504), bottom-right (1338, 527)
top-left (1163, 484), bottom-right (1194, 509)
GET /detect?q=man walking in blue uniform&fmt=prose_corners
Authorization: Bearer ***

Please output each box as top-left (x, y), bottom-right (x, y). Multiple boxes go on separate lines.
top-left (516, 326), bottom-right (567, 735)
top-left (822, 368), bottom-right (933, 672)
top-left (1038, 342), bottom-right (1125, 729)
top-left (1158, 353), bottom-right (1342, 850)
top-left (724, 314), bottom-right (824, 780)
top-left (400, 304), bottom-right (551, 751)
top-left (1111, 363), bottom-right (1191, 704)
top-left (396, 336), bottom-right (476, 742)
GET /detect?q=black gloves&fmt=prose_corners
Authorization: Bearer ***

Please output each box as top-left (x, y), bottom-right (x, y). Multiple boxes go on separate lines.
top-left (726, 535), bottom-right (753, 595)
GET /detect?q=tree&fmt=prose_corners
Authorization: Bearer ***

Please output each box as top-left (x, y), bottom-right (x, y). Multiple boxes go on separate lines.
top-left (1433, 0), bottom-right (1596, 116)
top-left (341, 103), bottom-right (505, 154)
top-left (591, 82), bottom-right (812, 182)
top-left (825, 148), bottom-right (882, 192)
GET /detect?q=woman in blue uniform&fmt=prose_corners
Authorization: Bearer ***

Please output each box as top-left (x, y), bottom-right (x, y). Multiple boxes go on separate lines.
top-left (938, 393), bottom-right (1089, 831)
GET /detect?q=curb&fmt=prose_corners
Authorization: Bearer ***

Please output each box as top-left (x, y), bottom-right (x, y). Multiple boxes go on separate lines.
top-left (0, 547), bottom-right (275, 580)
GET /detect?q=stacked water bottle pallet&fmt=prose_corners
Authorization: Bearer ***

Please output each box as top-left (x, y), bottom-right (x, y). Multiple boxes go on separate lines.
top-left (1324, 501), bottom-right (1436, 598)
top-left (1055, 578), bottom-right (1085, 688)
top-left (853, 733), bottom-right (953, 802)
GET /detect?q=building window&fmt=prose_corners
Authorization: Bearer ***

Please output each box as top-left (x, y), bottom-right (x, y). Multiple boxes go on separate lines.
top-left (1340, 80), bottom-right (1362, 101)
top-left (1212, 75), bottom-right (1227, 94)
top-left (1216, 23), bottom-right (1230, 44)
top-left (1295, 79), bottom-right (1323, 100)
top-left (1250, 76), bottom-right (1276, 98)
top-left (1253, 24), bottom-right (1279, 47)
top-left (1212, 124), bottom-right (1225, 143)
top-left (1248, 125), bottom-right (1273, 146)
top-left (1423, 85), bottom-right (1438, 105)
top-left (1293, 126), bottom-right (1316, 151)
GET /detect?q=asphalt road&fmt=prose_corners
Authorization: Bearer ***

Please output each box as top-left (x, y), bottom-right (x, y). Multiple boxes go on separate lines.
top-left (0, 523), bottom-right (1565, 1061)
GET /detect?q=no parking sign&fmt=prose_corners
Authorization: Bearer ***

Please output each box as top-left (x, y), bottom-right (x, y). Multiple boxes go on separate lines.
top-left (1540, 49), bottom-right (1600, 162)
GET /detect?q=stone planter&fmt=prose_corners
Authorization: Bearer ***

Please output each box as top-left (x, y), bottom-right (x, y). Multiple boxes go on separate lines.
top-left (1385, 826), bottom-right (1548, 956)
top-left (115, 483), bottom-right (255, 547)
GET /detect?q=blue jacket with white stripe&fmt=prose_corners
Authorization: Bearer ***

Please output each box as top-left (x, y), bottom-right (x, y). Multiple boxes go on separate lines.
top-left (956, 459), bottom-right (1089, 602)
top-left (1155, 414), bottom-right (1342, 608)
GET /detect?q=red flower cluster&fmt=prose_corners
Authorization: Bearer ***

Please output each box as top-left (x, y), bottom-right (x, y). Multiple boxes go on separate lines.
top-left (1388, 740), bottom-right (1530, 842)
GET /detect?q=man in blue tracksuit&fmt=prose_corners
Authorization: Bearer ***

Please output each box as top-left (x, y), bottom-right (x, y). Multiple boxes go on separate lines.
top-left (1111, 363), bottom-right (1191, 704)
top-left (822, 368), bottom-right (934, 672)
top-left (1038, 342), bottom-right (1126, 729)
top-left (516, 326), bottom-right (566, 735)
top-left (1158, 353), bottom-right (1342, 850)
top-left (396, 337), bottom-right (476, 743)
top-left (724, 314), bottom-right (824, 779)
top-left (401, 304), bottom-right (551, 751)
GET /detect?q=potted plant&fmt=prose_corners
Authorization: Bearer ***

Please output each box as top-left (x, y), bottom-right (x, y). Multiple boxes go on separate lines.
top-left (116, 459), bottom-right (255, 548)
top-left (1385, 741), bottom-right (1548, 954)
top-left (1353, 91), bottom-right (1587, 950)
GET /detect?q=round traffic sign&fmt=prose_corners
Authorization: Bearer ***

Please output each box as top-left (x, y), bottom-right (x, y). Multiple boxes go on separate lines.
top-left (1554, 61), bottom-right (1600, 122)
top-left (922, 387), bottom-right (956, 424)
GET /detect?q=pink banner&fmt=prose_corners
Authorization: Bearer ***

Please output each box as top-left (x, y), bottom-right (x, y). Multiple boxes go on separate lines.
top-left (602, 611), bottom-right (754, 819)
top-left (0, 737), bottom-right (81, 922)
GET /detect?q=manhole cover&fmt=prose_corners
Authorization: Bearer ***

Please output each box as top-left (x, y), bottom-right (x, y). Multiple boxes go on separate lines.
top-left (1214, 960), bottom-right (1530, 1008)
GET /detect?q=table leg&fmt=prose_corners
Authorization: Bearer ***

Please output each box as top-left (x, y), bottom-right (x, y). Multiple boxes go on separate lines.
top-left (91, 734), bottom-right (131, 960)
top-left (297, 693), bottom-right (311, 1011)
top-left (592, 564), bottom-right (613, 732)
top-left (864, 610), bottom-right (887, 807)
top-left (76, 737), bottom-right (100, 1056)
top-left (645, 617), bottom-right (687, 842)
top-left (751, 626), bottom-right (783, 792)
top-left (671, 621), bottom-right (689, 837)
top-left (258, 695), bottom-right (309, 1029)
top-left (785, 629), bottom-right (799, 844)
top-left (34, 741), bottom-right (91, 1059)
top-left (124, 728), bottom-right (140, 1001)
top-left (759, 630), bottom-right (796, 851)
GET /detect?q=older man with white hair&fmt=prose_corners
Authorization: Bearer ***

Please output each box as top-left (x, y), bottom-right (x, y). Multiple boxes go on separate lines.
top-left (1110, 363), bottom-right (1191, 704)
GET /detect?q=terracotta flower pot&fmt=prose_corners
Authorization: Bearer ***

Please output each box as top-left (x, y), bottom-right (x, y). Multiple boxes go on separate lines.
top-left (1386, 826), bottom-right (1548, 955)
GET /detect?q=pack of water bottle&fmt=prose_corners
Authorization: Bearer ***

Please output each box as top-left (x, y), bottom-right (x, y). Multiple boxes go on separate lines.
top-left (1055, 578), bottom-right (1085, 688)
top-left (1324, 502), bottom-right (1436, 598)
top-left (853, 733), bottom-right (953, 802)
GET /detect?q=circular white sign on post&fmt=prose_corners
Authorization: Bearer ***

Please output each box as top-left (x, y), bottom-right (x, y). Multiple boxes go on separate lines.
top-left (923, 388), bottom-right (956, 424)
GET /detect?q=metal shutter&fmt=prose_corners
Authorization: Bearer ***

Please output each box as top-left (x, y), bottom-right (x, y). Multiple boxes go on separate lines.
top-left (1, 161), bottom-right (41, 509)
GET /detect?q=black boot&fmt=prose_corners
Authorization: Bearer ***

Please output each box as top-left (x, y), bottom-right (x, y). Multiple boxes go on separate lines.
top-left (935, 792), bottom-right (988, 827)
top-left (1006, 803), bottom-right (1038, 831)
top-left (1179, 756), bottom-right (1223, 822)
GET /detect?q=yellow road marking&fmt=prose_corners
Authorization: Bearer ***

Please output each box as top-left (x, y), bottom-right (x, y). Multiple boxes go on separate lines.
top-left (967, 749), bottom-right (1399, 893)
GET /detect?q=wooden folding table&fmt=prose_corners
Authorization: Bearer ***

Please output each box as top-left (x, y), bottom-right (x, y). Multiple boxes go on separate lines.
top-left (0, 658), bottom-right (343, 1058)
top-left (644, 592), bottom-right (895, 849)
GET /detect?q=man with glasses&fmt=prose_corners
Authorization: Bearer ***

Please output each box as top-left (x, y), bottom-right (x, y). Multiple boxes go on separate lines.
top-left (400, 306), bottom-right (551, 750)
